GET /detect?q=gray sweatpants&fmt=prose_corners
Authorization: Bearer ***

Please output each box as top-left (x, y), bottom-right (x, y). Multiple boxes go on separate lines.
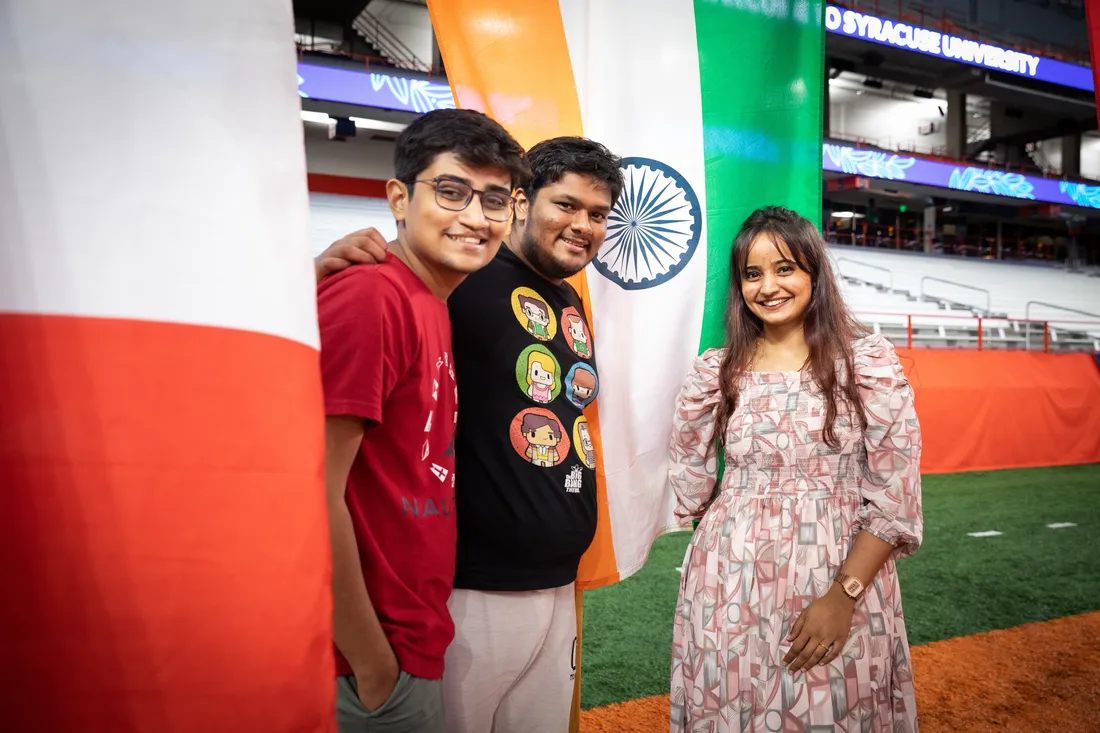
top-left (336, 671), bottom-right (445, 733)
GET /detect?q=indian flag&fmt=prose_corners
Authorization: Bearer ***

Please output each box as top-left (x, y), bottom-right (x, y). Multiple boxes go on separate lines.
top-left (429, 0), bottom-right (826, 589)
top-left (1, 1), bottom-right (334, 730)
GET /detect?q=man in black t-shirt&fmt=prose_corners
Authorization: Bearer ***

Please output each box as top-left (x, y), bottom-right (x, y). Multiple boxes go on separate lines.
top-left (318, 137), bottom-right (623, 733)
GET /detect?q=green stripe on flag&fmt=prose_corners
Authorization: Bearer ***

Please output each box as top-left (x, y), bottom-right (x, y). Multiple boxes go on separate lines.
top-left (693, 1), bottom-right (826, 353)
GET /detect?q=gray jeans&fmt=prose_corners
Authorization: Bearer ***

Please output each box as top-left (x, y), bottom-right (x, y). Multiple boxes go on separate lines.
top-left (336, 672), bottom-right (444, 733)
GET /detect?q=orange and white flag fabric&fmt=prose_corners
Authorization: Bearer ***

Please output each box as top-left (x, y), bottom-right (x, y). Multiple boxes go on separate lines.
top-left (1, 1), bottom-right (334, 730)
top-left (428, 0), bottom-right (828, 594)
top-left (428, 0), bottom-right (705, 590)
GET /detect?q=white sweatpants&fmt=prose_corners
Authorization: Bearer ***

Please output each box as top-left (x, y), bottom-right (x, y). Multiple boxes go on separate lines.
top-left (442, 583), bottom-right (577, 733)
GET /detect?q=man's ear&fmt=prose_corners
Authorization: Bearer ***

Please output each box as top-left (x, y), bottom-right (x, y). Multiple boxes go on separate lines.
top-left (387, 179), bottom-right (409, 224)
top-left (514, 189), bottom-right (530, 224)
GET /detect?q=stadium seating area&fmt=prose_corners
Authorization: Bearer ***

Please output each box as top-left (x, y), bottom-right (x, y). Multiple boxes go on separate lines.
top-left (829, 245), bottom-right (1100, 352)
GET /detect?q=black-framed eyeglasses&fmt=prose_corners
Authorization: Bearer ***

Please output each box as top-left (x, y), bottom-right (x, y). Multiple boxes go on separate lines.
top-left (410, 177), bottom-right (515, 222)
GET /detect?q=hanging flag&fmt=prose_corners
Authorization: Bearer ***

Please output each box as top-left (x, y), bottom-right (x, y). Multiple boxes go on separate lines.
top-left (0, 1), bottom-right (333, 730)
top-left (429, 0), bottom-right (826, 589)
top-left (1087, 0), bottom-right (1100, 122)
top-left (428, 0), bottom-right (825, 587)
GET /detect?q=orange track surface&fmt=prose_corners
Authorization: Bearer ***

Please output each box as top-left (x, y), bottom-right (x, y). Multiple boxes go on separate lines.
top-left (580, 612), bottom-right (1100, 732)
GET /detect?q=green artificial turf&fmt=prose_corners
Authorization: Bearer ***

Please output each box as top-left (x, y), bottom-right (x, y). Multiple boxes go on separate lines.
top-left (579, 463), bottom-right (1100, 709)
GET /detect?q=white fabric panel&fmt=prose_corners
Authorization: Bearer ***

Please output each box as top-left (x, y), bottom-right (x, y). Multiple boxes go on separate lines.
top-left (0, 0), bottom-right (319, 348)
top-left (309, 194), bottom-right (397, 256)
top-left (559, 0), bottom-right (709, 576)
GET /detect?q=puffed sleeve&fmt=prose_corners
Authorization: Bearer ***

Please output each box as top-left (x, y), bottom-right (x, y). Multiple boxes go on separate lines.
top-left (669, 348), bottom-right (724, 528)
top-left (853, 334), bottom-right (924, 558)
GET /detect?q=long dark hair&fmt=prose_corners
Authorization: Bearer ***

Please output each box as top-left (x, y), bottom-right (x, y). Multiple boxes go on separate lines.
top-left (713, 206), bottom-right (869, 450)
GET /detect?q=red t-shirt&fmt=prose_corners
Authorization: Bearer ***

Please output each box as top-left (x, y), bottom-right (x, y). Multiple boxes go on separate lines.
top-left (318, 257), bottom-right (457, 680)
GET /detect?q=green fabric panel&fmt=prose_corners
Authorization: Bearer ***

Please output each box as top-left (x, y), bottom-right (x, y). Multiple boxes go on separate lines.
top-left (693, 1), bottom-right (826, 353)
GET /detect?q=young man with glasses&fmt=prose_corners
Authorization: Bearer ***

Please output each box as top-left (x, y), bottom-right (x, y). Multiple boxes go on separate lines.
top-left (318, 136), bottom-right (623, 732)
top-left (317, 108), bottom-right (526, 733)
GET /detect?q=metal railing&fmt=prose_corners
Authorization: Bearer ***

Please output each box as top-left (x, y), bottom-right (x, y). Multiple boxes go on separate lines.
top-left (836, 257), bottom-right (894, 291)
top-left (352, 10), bottom-right (431, 72)
top-left (851, 309), bottom-right (1100, 353)
top-left (1023, 301), bottom-right (1100, 351)
top-left (919, 276), bottom-right (992, 315)
top-left (296, 44), bottom-right (446, 79)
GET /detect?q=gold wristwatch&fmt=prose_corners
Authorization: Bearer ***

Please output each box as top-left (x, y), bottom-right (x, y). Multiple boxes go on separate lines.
top-left (835, 573), bottom-right (865, 600)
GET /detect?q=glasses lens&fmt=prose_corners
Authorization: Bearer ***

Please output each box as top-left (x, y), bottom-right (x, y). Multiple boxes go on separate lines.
top-left (434, 180), bottom-right (472, 210)
top-left (482, 193), bottom-right (513, 222)
top-left (429, 179), bottom-right (512, 222)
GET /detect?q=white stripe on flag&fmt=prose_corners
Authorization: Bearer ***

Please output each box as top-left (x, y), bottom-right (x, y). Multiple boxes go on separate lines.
top-left (0, 0), bottom-right (317, 348)
top-left (559, 0), bottom-right (709, 577)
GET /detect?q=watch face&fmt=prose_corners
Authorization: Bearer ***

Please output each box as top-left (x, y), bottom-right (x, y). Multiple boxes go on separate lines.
top-left (841, 576), bottom-right (863, 597)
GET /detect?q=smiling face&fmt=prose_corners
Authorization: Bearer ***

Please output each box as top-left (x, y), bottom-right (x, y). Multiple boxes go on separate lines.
top-left (529, 360), bottom-right (555, 387)
top-left (517, 172), bottom-right (613, 280)
top-left (391, 151), bottom-right (512, 278)
top-left (740, 233), bottom-right (813, 332)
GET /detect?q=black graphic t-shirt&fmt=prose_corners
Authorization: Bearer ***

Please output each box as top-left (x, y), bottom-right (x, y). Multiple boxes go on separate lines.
top-left (449, 246), bottom-right (599, 591)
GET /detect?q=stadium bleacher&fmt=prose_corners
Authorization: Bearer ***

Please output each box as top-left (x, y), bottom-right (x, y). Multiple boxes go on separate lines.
top-left (829, 246), bottom-right (1100, 352)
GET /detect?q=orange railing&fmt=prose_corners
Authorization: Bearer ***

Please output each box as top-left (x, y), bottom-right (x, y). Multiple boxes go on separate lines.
top-left (850, 310), bottom-right (1100, 353)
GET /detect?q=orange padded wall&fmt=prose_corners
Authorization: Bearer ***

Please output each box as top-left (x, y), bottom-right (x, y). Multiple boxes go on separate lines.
top-left (897, 349), bottom-right (1100, 474)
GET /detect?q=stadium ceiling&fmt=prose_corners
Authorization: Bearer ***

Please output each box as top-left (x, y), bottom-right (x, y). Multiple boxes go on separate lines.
top-left (292, 0), bottom-right (369, 24)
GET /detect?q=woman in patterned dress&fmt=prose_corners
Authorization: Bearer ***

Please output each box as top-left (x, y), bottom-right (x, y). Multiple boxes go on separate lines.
top-left (669, 206), bottom-right (923, 732)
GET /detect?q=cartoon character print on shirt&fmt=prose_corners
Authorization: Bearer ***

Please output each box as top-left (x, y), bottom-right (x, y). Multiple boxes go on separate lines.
top-left (563, 363), bottom-right (598, 409)
top-left (515, 345), bottom-right (562, 405)
top-left (511, 287), bottom-right (557, 342)
top-left (560, 307), bottom-right (592, 359)
top-left (573, 416), bottom-right (596, 469)
top-left (422, 351), bottom-right (458, 489)
top-left (509, 408), bottom-right (571, 468)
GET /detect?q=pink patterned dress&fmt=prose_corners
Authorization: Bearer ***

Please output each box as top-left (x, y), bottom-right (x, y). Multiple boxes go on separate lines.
top-left (669, 334), bottom-right (923, 732)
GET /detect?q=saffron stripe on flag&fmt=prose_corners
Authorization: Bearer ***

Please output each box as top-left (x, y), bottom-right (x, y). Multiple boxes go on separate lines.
top-left (427, 0), bottom-right (620, 589)
top-left (425, 0), bottom-right (583, 149)
top-left (0, 314), bottom-right (331, 730)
